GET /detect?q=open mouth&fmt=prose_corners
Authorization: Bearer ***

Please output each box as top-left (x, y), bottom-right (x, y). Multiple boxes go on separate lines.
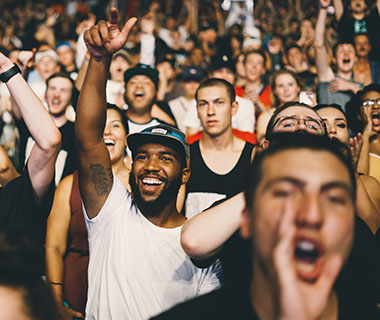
top-left (141, 177), bottom-right (164, 186)
top-left (134, 92), bottom-right (145, 99)
top-left (342, 58), bottom-right (350, 64)
top-left (294, 237), bottom-right (323, 282)
top-left (104, 139), bottom-right (115, 149)
top-left (372, 113), bottom-right (380, 125)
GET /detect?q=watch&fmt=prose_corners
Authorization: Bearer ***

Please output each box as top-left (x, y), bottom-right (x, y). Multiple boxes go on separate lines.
top-left (0, 64), bottom-right (21, 83)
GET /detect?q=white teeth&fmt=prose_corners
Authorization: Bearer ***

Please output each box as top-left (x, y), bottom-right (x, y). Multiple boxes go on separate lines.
top-left (296, 240), bottom-right (316, 252)
top-left (142, 178), bottom-right (163, 185)
top-left (296, 261), bottom-right (315, 272)
top-left (104, 139), bottom-right (115, 146)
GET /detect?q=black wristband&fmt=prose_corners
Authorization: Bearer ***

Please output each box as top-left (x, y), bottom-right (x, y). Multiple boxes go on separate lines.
top-left (320, 5), bottom-right (329, 9)
top-left (0, 64), bottom-right (21, 83)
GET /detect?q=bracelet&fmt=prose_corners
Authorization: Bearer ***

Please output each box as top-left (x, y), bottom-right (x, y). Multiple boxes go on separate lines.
top-left (48, 282), bottom-right (63, 286)
top-left (320, 5), bottom-right (329, 9)
top-left (0, 64), bottom-right (21, 83)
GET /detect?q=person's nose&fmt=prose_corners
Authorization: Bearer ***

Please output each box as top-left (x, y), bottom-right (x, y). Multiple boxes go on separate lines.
top-left (207, 103), bottom-right (216, 116)
top-left (145, 156), bottom-right (160, 172)
top-left (295, 193), bottom-right (323, 229)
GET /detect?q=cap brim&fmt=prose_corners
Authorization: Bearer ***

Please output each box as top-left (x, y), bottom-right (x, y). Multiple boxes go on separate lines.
top-left (127, 132), bottom-right (188, 164)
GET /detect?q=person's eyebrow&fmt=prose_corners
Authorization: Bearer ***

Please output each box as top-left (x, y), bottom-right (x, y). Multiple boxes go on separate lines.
top-left (262, 177), bottom-right (305, 192)
top-left (159, 150), bottom-right (179, 159)
top-left (321, 182), bottom-right (353, 196)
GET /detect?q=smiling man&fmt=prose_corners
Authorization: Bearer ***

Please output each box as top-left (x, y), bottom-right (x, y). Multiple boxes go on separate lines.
top-left (75, 10), bottom-right (221, 319)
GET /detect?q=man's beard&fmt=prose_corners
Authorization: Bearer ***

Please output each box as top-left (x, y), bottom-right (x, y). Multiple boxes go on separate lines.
top-left (129, 171), bottom-right (182, 216)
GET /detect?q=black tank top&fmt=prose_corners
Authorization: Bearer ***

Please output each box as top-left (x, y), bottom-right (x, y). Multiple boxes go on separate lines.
top-left (187, 140), bottom-right (254, 197)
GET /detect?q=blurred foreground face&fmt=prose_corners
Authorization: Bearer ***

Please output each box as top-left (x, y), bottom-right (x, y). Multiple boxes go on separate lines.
top-left (249, 148), bottom-right (354, 283)
top-left (0, 286), bottom-right (29, 320)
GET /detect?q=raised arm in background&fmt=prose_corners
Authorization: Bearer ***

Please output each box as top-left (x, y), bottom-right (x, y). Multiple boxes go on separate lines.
top-left (315, 0), bottom-right (335, 82)
top-left (333, 0), bottom-right (344, 21)
top-left (75, 8), bottom-right (136, 219)
top-left (0, 52), bottom-right (61, 202)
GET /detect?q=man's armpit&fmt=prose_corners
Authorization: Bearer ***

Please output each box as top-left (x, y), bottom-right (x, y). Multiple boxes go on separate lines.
top-left (89, 163), bottom-right (113, 195)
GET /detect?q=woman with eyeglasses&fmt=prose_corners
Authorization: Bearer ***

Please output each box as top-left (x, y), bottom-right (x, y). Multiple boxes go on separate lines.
top-left (346, 84), bottom-right (380, 184)
top-left (315, 103), bottom-right (380, 235)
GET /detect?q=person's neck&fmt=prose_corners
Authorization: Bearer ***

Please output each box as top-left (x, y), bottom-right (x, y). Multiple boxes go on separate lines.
top-left (250, 260), bottom-right (278, 320)
top-left (337, 69), bottom-right (353, 80)
top-left (200, 127), bottom-right (235, 151)
top-left (356, 55), bottom-right (370, 65)
top-left (246, 79), bottom-right (262, 89)
top-left (111, 157), bottom-right (127, 176)
top-left (126, 108), bottom-right (152, 124)
top-left (51, 114), bottom-right (68, 128)
top-left (65, 64), bottom-right (76, 72)
top-left (184, 94), bottom-right (194, 102)
top-left (166, 79), bottom-right (175, 93)
top-left (142, 201), bottom-right (185, 228)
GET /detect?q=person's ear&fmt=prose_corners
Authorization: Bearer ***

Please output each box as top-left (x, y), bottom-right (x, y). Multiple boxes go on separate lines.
top-left (261, 139), bottom-right (270, 150)
top-left (181, 167), bottom-right (191, 184)
top-left (231, 100), bottom-right (239, 116)
top-left (240, 207), bottom-right (252, 239)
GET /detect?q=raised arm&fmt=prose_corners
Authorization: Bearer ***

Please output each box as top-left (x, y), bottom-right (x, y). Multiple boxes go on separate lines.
top-left (0, 53), bottom-right (61, 202)
top-left (181, 193), bottom-right (245, 260)
top-left (377, 0), bottom-right (380, 16)
top-left (75, 8), bottom-right (137, 219)
top-left (333, 0), bottom-right (344, 21)
top-left (315, 0), bottom-right (335, 82)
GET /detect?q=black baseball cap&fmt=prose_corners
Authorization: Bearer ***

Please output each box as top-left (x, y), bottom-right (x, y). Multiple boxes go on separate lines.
top-left (127, 124), bottom-right (190, 166)
top-left (124, 63), bottom-right (159, 88)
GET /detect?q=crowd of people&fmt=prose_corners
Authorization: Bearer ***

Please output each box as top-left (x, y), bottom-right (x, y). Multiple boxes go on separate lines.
top-left (0, 0), bottom-right (379, 319)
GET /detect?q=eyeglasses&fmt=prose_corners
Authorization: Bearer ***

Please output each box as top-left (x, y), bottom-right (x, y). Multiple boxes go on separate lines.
top-left (273, 116), bottom-right (325, 132)
top-left (362, 99), bottom-right (380, 107)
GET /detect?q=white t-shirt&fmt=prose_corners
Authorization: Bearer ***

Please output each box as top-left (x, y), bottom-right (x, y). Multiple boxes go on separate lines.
top-left (168, 96), bottom-right (196, 133)
top-left (84, 176), bottom-right (222, 320)
top-left (183, 96), bottom-right (255, 133)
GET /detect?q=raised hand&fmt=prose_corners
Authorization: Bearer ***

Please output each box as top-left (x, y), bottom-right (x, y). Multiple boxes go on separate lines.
top-left (349, 133), bottom-right (363, 170)
top-left (320, 0), bottom-right (331, 8)
top-left (362, 103), bottom-right (374, 137)
top-left (273, 199), bottom-right (342, 320)
top-left (84, 8), bottom-right (137, 59)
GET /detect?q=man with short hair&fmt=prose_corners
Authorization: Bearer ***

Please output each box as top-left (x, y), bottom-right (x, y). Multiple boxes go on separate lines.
top-left (185, 78), bottom-right (255, 219)
top-left (76, 11), bottom-right (222, 319)
top-left (315, 0), bottom-right (364, 109)
top-left (17, 72), bottom-right (77, 184)
top-left (184, 55), bottom-right (256, 135)
top-left (154, 133), bottom-right (358, 319)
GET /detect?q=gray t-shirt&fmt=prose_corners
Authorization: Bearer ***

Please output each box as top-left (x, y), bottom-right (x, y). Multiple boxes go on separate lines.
top-left (318, 76), bottom-right (363, 111)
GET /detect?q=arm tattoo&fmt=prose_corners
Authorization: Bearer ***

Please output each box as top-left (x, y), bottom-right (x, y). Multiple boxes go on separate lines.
top-left (89, 163), bottom-right (113, 195)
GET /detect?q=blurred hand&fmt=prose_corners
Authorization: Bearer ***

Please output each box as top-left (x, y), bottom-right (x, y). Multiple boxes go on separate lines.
top-left (349, 133), bottom-right (363, 170)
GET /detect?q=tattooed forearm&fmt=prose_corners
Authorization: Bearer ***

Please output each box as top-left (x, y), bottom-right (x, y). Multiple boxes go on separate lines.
top-left (89, 163), bottom-right (113, 195)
